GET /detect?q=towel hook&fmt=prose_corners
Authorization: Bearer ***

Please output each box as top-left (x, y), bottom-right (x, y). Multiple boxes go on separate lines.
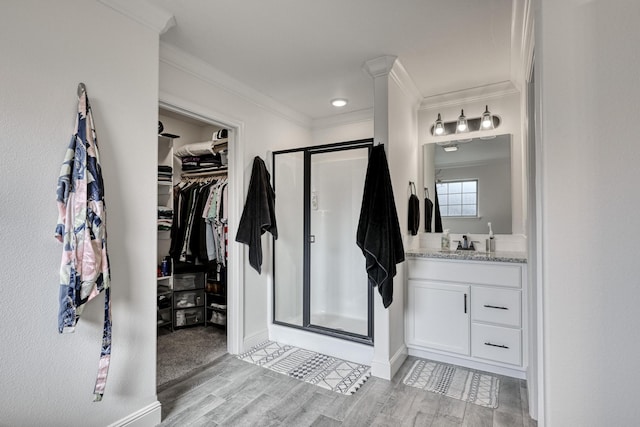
top-left (409, 181), bottom-right (417, 195)
top-left (77, 82), bottom-right (87, 97)
top-left (424, 188), bottom-right (430, 199)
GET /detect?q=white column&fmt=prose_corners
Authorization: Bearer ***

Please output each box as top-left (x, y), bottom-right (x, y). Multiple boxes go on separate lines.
top-left (363, 55), bottom-right (397, 379)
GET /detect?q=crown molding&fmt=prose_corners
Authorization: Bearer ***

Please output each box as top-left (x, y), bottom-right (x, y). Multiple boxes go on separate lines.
top-left (363, 55), bottom-right (398, 78)
top-left (419, 81), bottom-right (519, 111)
top-left (389, 59), bottom-right (423, 107)
top-left (311, 108), bottom-right (374, 129)
top-left (160, 42), bottom-right (312, 128)
top-left (97, 0), bottom-right (176, 34)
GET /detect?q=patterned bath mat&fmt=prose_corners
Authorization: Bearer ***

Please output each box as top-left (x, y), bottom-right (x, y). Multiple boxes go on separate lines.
top-left (237, 341), bottom-right (370, 395)
top-left (403, 359), bottom-right (500, 408)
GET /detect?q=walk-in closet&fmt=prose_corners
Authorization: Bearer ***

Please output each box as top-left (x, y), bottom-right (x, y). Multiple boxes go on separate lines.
top-left (156, 107), bottom-right (230, 389)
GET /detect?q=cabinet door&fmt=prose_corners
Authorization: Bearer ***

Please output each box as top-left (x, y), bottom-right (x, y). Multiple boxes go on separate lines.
top-left (407, 280), bottom-right (470, 355)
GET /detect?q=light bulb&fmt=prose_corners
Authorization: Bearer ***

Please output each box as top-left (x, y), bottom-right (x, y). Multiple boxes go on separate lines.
top-left (434, 113), bottom-right (445, 135)
top-left (456, 109), bottom-right (468, 134)
top-left (481, 105), bottom-right (494, 130)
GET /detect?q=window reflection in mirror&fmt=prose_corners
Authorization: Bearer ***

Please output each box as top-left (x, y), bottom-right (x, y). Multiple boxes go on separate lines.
top-left (423, 134), bottom-right (512, 234)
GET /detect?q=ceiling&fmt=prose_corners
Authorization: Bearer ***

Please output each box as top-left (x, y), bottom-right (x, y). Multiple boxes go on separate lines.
top-left (153, 0), bottom-right (514, 121)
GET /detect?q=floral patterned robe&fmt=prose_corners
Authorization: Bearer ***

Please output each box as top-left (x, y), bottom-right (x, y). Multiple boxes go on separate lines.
top-left (55, 86), bottom-right (111, 401)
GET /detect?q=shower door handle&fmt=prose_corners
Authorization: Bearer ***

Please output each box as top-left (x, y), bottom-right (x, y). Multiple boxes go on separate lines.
top-left (309, 235), bottom-right (315, 243)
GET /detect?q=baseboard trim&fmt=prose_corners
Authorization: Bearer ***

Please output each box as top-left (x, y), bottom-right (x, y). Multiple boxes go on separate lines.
top-left (107, 401), bottom-right (161, 427)
top-left (390, 345), bottom-right (408, 378)
top-left (370, 345), bottom-right (408, 380)
top-left (242, 329), bottom-right (269, 353)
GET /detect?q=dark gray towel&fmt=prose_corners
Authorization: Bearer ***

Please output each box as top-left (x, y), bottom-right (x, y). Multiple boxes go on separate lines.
top-left (434, 183), bottom-right (443, 233)
top-left (408, 194), bottom-right (420, 236)
top-left (236, 156), bottom-right (278, 274)
top-left (356, 145), bottom-right (405, 308)
top-left (424, 197), bottom-right (434, 232)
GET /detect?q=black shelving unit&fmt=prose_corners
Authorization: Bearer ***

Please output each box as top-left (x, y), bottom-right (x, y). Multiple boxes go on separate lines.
top-left (206, 284), bottom-right (227, 329)
top-left (173, 271), bottom-right (206, 328)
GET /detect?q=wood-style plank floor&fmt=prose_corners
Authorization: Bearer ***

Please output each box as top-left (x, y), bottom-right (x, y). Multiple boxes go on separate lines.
top-left (157, 354), bottom-right (537, 426)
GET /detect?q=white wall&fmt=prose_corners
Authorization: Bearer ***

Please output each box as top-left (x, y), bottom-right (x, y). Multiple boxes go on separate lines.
top-left (158, 113), bottom-right (220, 149)
top-left (159, 44), bottom-right (314, 348)
top-left (311, 119), bottom-right (373, 145)
top-left (0, 1), bottom-right (160, 425)
top-left (538, 0), bottom-right (640, 424)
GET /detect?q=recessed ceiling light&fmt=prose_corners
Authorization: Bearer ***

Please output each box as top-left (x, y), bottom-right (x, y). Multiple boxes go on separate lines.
top-left (331, 98), bottom-right (348, 107)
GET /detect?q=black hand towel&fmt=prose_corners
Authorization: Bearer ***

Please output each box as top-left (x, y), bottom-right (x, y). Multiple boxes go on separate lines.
top-left (434, 183), bottom-right (443, 233)
top-left (356, 145), bottom-right (405, 308)
top-left (408, 193), bottom-right (420, 236)
top-left (424, 196), bottom-right (434, 232)
top-left (236, 156), bottom-right (278, 273)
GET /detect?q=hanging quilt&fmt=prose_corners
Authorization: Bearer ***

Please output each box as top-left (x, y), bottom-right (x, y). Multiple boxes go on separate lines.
top-left (55, 84), bottom-right (111, 402)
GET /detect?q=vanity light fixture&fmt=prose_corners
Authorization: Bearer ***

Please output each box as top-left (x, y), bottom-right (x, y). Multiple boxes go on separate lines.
top-left (430, 106), bottom-right (501, 137)
top-left (480, 105), bottom-right (494, 130)
top-left (456, 109), bottom-right (468, 133)
top-left (331, 98), bottom-right (348, 107)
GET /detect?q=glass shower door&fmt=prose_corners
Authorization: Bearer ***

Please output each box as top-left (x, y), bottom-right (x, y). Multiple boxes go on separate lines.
top-left (309, 147), bottom-right (369, 337)
top-left (272, 139), bottom-right (373, 343)
top-left (273, 151), bottom-right (304, 327)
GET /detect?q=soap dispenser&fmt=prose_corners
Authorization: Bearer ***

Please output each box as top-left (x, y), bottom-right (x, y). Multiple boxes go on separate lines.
top-left (486, 222), bottom-right (496, 252)
top-left (441, 229), bottom-right (450, 251)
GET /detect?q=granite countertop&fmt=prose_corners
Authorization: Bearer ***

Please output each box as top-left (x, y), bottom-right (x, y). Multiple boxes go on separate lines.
top-left (405, 248), bottom-right (527, 264)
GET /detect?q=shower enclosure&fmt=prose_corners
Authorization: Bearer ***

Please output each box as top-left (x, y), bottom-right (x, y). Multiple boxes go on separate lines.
top-left (272, 139), bottom-right (373, 344)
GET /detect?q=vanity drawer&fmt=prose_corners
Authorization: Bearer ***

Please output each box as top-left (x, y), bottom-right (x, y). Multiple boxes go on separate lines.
top-left (471, 323), bottom-right (521, 366)
top-left (471, 287), bottom-right (521, 327)
top-left (407, 259), bottom-right (521, 288)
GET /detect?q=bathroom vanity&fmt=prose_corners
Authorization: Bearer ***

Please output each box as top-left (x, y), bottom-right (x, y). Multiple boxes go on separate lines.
top-left (405, 249), bottom-right (527, 379)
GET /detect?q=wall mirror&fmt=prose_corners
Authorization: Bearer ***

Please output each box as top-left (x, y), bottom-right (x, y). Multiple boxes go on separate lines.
top-left (423, 134), bottom-right (512, 234)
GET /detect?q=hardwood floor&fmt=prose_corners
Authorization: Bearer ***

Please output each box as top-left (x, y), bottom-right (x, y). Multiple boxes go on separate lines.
top-left (158, 354), bottom-right (537, 426)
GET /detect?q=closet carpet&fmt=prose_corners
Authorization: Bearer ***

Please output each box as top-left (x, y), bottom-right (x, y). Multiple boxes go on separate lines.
top-left (157, 326), bottom-right (227, 390)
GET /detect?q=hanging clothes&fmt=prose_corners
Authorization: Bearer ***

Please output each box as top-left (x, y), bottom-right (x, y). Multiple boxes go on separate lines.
top-left (424, 188), bottom-right (434, 232)
top-left (54, 84), bottom-right (111, 402)
top-left (170, 178), bottom-right (228, 265)
top-left (434, 183), bottom-right (443, 233)
top-left (408, 182), bottom-right (420, 236)
top-left (356, 145), bottom-right (405, 308)
top-left (203, 178), bottom-right (229, 265)
top-left (236, 156), bottom-right (278, 274)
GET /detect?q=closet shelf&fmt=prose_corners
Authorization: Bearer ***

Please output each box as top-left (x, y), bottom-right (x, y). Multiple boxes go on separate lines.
top-left (181, 167), bottom-right (228, 178)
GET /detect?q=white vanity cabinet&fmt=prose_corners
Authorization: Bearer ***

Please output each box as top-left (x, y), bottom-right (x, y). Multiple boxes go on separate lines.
top-left (406, 256), bottom-right (527, 378)
top-left (407, 281), bottom-right (470, 355)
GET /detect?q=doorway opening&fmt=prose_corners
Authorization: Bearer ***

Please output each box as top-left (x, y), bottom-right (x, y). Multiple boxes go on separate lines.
top-left (156, 104), bottom-right (238, 390)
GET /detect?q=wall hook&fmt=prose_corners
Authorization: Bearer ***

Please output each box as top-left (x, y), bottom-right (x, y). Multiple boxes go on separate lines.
top-left (77, 82), bottom-right (87, 97)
